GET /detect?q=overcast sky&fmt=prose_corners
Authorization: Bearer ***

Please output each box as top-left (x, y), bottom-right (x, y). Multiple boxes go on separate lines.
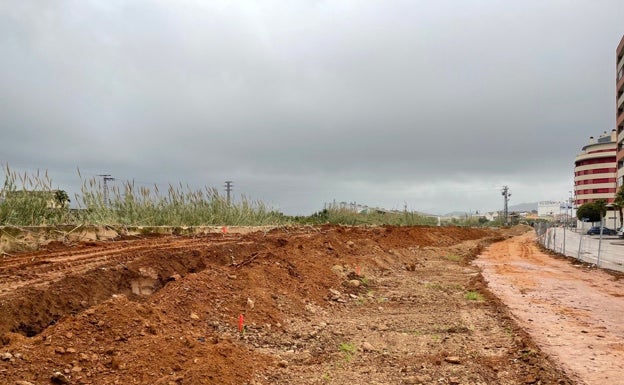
top-left (1, 1), bottom-right (623, 215)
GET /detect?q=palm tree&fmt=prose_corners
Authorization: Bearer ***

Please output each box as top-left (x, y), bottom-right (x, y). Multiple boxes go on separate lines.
top-left (594, 199), bottom-right (607, 230)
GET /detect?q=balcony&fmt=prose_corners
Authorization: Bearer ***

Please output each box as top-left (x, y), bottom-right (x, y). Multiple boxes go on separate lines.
top-left (574, 151), bottom-right (616, 163)
top-left (574, 192), bottom-right (617, 203)
top-left (574, 173), bottom-right (614, 181)
top-left (574, 174), bottom-right (617, 183)
top-left (619, 92), bottom-right (624, 109)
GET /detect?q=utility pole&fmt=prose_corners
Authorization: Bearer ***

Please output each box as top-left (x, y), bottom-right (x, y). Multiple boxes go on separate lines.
top-left (501, 185), bottom-right (511, 226)
top-left (98, 174), bottom-right (114, 206)
top-left (224, 181), bottom-right (233, 205)
top-left (569, 190), bottom-right (574, 230)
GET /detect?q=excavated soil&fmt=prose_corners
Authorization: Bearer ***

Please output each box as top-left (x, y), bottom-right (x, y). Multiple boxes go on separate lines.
top-left (0, 225), bottom-right (574, 384)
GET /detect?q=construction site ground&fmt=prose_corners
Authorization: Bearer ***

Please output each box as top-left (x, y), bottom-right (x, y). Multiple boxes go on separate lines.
top-left (0, 225), bottom-right (617, 385)
top-left (476, 232), bottom-right (624, 385)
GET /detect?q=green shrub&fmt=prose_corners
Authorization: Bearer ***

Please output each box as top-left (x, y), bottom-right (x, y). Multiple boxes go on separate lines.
top-left (464, 291), bottom-right (484, 301)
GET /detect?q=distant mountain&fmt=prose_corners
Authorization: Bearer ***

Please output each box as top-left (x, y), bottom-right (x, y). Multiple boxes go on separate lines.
top-left (442, 202), bottom-right (537, 217)
top-left (443, 211), bottom-right (472, 217)
top-left (508, 202), bottom-right (537, 212)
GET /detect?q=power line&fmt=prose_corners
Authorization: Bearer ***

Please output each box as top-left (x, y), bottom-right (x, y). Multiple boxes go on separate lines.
top-left (224, 181), bottom-right (233, 205)
top-left (501, 185), bottom-right (511, 226)
top-left (98, 174), bottom-right (114, 205)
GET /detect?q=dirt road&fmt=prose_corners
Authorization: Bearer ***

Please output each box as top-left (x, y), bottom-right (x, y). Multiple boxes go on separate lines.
top-left (475, 232), bottom-right (624, 385)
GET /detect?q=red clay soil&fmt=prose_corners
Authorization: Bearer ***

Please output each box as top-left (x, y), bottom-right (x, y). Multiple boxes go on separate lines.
top-left (475, 232), bottom-right (624, 385)
top-left (0, 226), bottom-right (573, 384)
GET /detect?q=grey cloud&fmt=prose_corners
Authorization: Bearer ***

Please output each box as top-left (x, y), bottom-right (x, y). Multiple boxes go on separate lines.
top-left (1, 0), bottom-right (623, 214)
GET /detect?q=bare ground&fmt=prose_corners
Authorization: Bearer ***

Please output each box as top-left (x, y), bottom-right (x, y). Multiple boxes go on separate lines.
top-left (0, 226), bottom-right (575, 384)
top-left (475, 232), bottom-right (624, 385)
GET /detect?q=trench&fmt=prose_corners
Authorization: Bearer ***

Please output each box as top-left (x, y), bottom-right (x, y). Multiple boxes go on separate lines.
top-left (3, 266), bottom-right (169, 340)
top-left (0, 243), bottom-right (257, 341)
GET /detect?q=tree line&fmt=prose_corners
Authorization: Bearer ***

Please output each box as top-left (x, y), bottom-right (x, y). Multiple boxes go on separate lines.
top-left (576, 185), bottom-right (624, 226)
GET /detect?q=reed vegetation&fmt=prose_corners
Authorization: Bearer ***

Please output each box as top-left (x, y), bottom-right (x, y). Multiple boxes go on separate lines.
top-left (0, 166), bottom-right (288, 226)
top-left (0, 166), bottom-right (72, 225)
top-left (1, 166), bottom-right (438, 227)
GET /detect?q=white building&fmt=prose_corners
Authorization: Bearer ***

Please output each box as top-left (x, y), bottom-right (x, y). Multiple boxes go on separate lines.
top-left (538, 201), bottom-right (576, 220)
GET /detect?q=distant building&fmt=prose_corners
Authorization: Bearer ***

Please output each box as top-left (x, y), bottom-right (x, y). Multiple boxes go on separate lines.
top-left (616, 34), bottom-right (624, 186)
top-left (574, 130), bottom-right (617, 205)
top-left (538, 201), bottom-right (575, 220)
top-left (538, 201), bottom-right (560, 217)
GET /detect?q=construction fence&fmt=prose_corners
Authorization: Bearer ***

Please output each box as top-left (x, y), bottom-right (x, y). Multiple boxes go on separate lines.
top-left (535, 223), bottom-right (624, 272)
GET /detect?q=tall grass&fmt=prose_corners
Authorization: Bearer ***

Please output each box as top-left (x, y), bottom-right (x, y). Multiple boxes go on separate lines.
top-left (1, 166), bottom-right (438, 227)
top-left (0, 166), bottom-right (289, 226)
top-left (0, 166), bottom-right (72, 225)
top-left (75, 177), bottom-right (288, 226)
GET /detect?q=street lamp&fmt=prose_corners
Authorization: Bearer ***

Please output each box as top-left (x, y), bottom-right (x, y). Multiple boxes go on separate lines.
top-left (562, 201), bottom-right (566, 254)
top-left (568, 190), bottom-right (574, 230)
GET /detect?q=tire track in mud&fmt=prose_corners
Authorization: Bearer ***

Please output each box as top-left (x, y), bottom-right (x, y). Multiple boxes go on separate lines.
top-left (519, 238), bottom-right (531, 259)
top-left (0, 236), bottom-right (252, 294)
top-left (0, 233), bottom-right (266, 337)
top-left (0, 228), bottom-right (319, 337)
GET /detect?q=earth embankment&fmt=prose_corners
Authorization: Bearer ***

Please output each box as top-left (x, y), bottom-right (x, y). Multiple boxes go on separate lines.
top-left (1, 226), bottom-right (573, 384)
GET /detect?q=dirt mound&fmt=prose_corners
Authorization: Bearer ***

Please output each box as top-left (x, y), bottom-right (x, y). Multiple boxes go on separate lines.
top-left (0, 226), bottom-right (572, 384)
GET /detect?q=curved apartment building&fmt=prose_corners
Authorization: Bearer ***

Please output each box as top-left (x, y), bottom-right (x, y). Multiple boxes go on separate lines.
top-left (574, 130), bottom-right (617, 205)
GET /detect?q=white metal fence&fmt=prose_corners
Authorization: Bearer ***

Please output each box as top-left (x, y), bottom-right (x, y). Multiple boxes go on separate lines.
top-left (535, 224), bottom-right (624, 272)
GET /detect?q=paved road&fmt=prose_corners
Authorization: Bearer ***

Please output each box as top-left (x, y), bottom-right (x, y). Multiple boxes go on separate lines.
top-left (475, 232), bottom-right (624, 385)
top-left (541, 228), bottom-right (624, 272)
